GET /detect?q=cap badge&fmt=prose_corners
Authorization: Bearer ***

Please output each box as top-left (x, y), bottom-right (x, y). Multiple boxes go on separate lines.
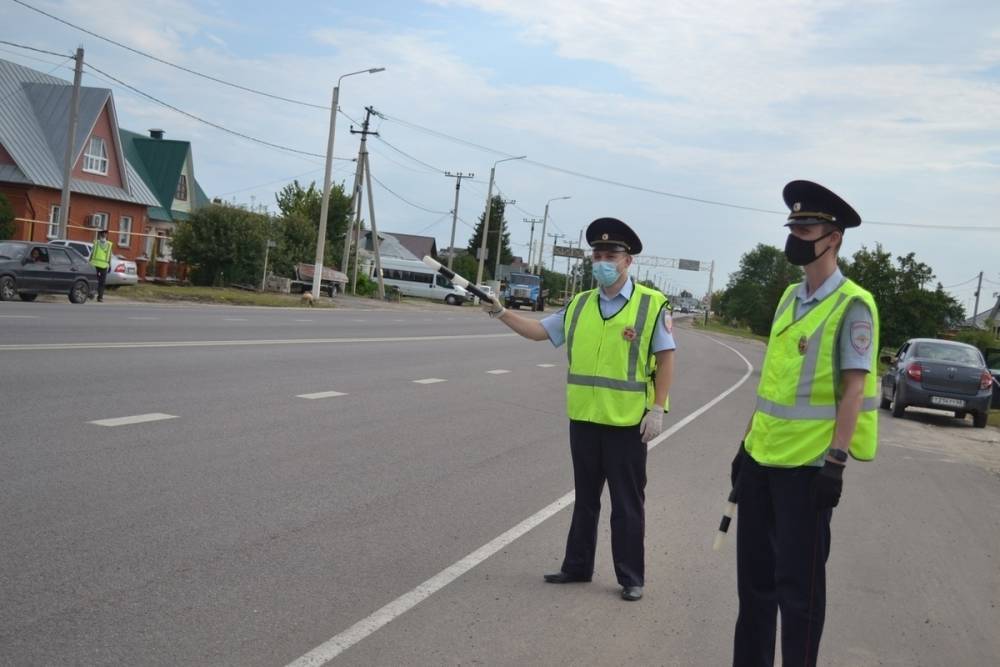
top-left (601, 233), bottom-right (609, 240)
top-left (793, 202), bottom-right (802, 212)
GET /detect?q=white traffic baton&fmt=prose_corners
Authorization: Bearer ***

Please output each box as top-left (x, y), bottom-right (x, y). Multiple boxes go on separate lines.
top-left (421, 256), bottom-right (496, 303)
top-left (712, 477), bottom-right (740, 551)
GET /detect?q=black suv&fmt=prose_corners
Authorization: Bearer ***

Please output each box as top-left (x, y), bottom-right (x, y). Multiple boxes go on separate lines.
top-left (0, 241), bottom-right (98, 304)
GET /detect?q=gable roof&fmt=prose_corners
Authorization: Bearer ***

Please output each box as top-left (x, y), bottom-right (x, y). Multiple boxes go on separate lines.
top-left (0, 58), bottom-right (157, 207)
top-left (119, 128), bottom-right (211, 222)
top-left (381, 232), bottom-right (437, 260)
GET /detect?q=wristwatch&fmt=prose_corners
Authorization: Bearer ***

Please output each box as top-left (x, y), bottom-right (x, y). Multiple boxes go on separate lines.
top-left (826, 448), bottom-right (848, 464)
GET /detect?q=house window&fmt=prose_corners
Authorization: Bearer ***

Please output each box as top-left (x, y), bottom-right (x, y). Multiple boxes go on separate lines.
top-left (175, 174), bottom-right (188, 201)
top-left (47, 204), bottom-right (60, 239)
top-left (118, 216), bottom-right (132, 247)
top-left (91, 212), bottom-right (109, 231)
top-left (82, 136), bottom-right (109, 175)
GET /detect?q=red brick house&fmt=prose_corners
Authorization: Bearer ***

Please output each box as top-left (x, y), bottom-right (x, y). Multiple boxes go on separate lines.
top-left (0, 58), bottom-right (159, 260)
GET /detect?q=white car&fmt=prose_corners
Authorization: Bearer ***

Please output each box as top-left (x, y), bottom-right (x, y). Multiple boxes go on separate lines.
top-left (48, 240), bottom-right (139, 287)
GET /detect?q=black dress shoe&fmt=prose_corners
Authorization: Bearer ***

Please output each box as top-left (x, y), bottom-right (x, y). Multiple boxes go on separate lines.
top-left (621, 585), bottom-right (643, 601)
top-left (543, 571), bottom-right (592, 583)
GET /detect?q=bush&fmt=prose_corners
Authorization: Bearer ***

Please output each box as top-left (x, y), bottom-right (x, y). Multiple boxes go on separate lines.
top-left (954, 325), bottom-right (999, 355)
top-left (171, 204), bottom-right (269, 286)
top-left (354, 273), bottom-right (377, 297)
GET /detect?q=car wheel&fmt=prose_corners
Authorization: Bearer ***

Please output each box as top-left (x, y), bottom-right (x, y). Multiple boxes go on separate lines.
top-left (0, 275), bottom-right (16, 301)
top-left (890, 388), bottom-right (906, 418)
top-left (69, 279), bottom-right (90, 304)
top-left (445, 294), bottom-right (457, 305)
top-left (18, 293), bottom-right (38, 302)
top-left (973, 411), bottom-right (988, 428)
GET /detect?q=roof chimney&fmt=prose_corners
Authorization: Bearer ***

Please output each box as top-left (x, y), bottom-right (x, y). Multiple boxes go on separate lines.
top-left (149, 129), bottom-right (165, 140)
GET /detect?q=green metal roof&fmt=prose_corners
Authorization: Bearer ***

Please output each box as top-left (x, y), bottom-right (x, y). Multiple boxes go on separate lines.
top-left (119, 128), bottom-right (209, 223)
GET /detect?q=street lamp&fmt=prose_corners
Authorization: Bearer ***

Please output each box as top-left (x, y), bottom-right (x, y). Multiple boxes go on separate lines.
top-left (535, 195), bottom-right (571, 274)
top-left (475, 155), bottom-right (526, 287)
top-left (312, 67), bottom-right (385, 299)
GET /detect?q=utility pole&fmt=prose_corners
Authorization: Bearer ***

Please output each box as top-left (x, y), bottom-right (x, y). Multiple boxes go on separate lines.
top-left (350, 107), bottom-right (384, 299)
top-left (524, 218), bottom-right (543, 272)
top-left (57, 47), bottom-right (84, 240)
top-left (705, 260), bottom-right (715, 326)
top-left (340, 157), bottom-right (363, 280)
top-left (973, 271), bottom-right (984, 322)
top-left (444, 171), bottom-right (474, 270)
top-left (476, 155), bottom-right (526, 287)
top-left (548, 233), bottom-right (564, 272)
top-left (569, 228), bottom-right (584, 296)
top-left (493, 198), bottom-right (515, 279)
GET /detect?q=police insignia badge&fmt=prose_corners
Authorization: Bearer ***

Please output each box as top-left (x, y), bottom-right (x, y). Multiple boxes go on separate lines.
top-left (664, 311), bottom-right (673, 334)
top-left (798, 335), bottom-right (808, 355)
top-left (850, 321), bottom-right (872, 354)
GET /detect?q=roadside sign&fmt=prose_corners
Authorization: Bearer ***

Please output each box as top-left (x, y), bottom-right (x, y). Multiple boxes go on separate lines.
top-left (553, 245), bottom-right (584, 259)
top-left (678, 258), bottom-right (701, 271)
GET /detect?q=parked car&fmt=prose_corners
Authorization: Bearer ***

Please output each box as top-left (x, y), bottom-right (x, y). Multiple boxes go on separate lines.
top-left (0, 241), bottom-right (98, 304)
top-left (880, 338), bottom-right (993, 428)
top-left (48, 239), bottom-right (139, 287)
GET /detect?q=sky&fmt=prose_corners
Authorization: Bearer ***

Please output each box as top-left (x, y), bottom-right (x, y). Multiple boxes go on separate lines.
top-left (2, 0), bottom-right (999, 311)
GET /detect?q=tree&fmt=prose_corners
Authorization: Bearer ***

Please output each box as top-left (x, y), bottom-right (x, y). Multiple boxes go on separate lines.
top-left (172, 204), bottom-right (270, 286)
top-left (450, 254), bottom-right (479, 285)
top-left (718, 244), bottom-right (803, 335)
top-left (680, 289), bottom-right (693, 298)
top-left (274, 179), bottom-right (353, 269)
top-left (0, 193), bottom-right (14, 240)
top-left (841, 244), bottom-right (964, 348)
top-left (465, 195), bottom-right (513, 279)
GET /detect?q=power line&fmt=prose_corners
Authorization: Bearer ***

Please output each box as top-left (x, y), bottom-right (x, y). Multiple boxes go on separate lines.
top-left (368, 171), bottom-right (450, 215)
top-left (0, 38), bottom-right (68, 59)
top-left (83, 61), bottom-right (340, 162)
top-left (376, 111), bottom-right (1000, 232)
top-left (10, 0), bottom-right (329, 110)
top-left (941, 275), bottom-right (983, 289)
top-left (373, 135), bottom-right (445, 174)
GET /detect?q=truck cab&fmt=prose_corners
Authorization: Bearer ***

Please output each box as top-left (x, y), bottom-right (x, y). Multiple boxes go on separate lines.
top-left (502, 272), bottom-right (544, 311)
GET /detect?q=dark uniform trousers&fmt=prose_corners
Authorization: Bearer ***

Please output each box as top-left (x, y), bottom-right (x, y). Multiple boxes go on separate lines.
top-left (734, 455), bottom-right (832, 667)
top-left (561, 419), bottom-right (647, 587)
top-left (95, 267), bottom-right (108, 300)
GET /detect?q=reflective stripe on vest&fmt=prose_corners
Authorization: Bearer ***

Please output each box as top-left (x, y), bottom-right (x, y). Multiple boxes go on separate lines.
top-left (745, 278), bottom-right (880, 466)
top-left (564, 284), bottom-right (667, 426)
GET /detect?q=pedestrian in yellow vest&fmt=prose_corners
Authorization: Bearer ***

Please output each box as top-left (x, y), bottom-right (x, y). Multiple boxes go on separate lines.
top-left (730, 181), bottom-right (880, 667)
top-left (90, 228), bottom-right (114, 302)
top-left (481, 217), bottom-right (675, 602)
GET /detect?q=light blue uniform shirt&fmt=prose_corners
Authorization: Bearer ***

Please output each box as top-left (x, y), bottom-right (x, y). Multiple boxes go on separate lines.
top-left (794, 268), bottom-right (874, 372)
top-left (540, 278), bottom-right (677, 351)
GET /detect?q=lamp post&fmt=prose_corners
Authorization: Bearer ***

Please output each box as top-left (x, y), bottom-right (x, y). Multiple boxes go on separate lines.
top-left (312, 67), bottom-right (385, 298)
top-left (535, 195), bottom-right (571, 274)
top-left (475, 155), bottom-right (526, 287)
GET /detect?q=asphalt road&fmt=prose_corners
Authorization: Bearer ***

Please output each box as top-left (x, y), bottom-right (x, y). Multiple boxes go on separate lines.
top-left (1, 300), bottom-right (997, 666)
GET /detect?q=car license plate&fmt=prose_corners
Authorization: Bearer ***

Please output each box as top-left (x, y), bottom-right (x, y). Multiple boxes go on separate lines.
top-left (127, 267), bottom-right (136, 274)
top-left (930, 396), bottom-right (964, 408)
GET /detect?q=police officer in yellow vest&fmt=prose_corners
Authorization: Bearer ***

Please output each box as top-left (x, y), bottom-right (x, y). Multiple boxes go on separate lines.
top-left (731, 181), bottom-right (879, 667)
top-left (90, 228), bottom-right (114, 302)
top-left (481, 217), bottom-right (674, 602)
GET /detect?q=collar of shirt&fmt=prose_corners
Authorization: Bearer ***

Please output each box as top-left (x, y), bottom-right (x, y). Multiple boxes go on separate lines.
top-left (599, 276), bottom-right (633, 304)
top-left (795, 268), bottom-right (844, 305)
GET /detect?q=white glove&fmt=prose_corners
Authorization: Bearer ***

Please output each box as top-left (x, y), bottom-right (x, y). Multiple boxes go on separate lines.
top-left (480, 297), bottom-right (505, 319)
top-left (639, 405), bottom-right (665, 443)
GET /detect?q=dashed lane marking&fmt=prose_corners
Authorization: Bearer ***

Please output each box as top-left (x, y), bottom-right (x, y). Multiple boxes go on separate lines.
top-left (297, 391), bottom-right (348, 400)
top-left (536, 363), bottom-right (556, 368)
top-left (412, 378), bottom-right (446, 384)
top-left (486, 369), bottom-right (510, 374)
top-left (89, 413), bottom-right (179, 427)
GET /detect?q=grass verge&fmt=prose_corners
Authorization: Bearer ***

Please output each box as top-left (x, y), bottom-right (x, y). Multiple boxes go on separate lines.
top-left (690, 316), bottom-right (769, 344)
top-left (113, 284), bottom-right (332, 308)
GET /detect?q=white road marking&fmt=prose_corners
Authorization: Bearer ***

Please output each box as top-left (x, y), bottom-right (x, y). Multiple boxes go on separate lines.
top-left (297, 391), bottom-right (347, 400)
top-left (224, 318), bottom-right (248, 322)
top-left (284, 335), bottom-right (755, 667)
top-left (412, 378), bottom-right (446, 384)
top-left (486, 369), bottom-right (510, 374)
top-left (0, 315), bottom-right (38, 319)
top-left (536, 363), bottom-right (556, 368)
top-left (293, 319), bottom-right (314, 322)
top-left (0, 332), bottom-right (515, 352)
top-left (89, 413), bottom-right (179, 427)
top-left (127, 316), bottom-right (160, 320)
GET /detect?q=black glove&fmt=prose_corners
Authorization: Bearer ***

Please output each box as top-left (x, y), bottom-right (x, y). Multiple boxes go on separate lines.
top-left (731, 441), bottom-right (746, 488)
top-left (812, 460), bottom-right (844, 509)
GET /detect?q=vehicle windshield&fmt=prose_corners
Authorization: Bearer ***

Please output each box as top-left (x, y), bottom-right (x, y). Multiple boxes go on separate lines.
top-left (0, 242), bottom-right (26, 260)
top-left (913, 342), bottom-right (983, 366)
top-left (510, 273), bottom-right (540, 286)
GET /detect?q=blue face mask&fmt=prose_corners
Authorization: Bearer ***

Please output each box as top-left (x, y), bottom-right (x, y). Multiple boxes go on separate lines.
top-left (592, 260), bottom-right (621, 287)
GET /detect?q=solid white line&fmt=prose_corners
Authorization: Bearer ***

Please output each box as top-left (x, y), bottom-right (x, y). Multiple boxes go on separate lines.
top-left (297, 391), bottom-right (347, 400)
top-left (536, 363), bottom-right (556, 368)
top-left (412, 378), bottom-right (446, 384)
top-left (127, 316), bottom-right (160, 320)
top-left (0, 315), bottom-right (39, 318)
top-left (294, 319), bottom-right (314, 322)
top-left (486, 369), bottom-right (510, 375)
top-left (0, 333), bottom-right (516, 352)
top-left (284, 334), bottom-right (755, 667)
top-left (89, 413), bottom-right (179, 427)
top-left (224, 318), bottom-right (248, 322)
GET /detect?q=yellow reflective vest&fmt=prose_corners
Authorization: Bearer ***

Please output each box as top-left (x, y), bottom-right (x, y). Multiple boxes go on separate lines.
top-left (90, 240), bottom-right (113, 270)
top-left (563, 283), bottom-right (669, 426)
top-left (745, 277), bottom-right (880, 466)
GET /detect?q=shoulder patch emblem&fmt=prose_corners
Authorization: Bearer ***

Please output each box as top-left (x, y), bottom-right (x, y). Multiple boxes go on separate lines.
top-left (850, 321), bottom-right (872, 354)
top-left (663, 310), bottom-right (673, 334)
